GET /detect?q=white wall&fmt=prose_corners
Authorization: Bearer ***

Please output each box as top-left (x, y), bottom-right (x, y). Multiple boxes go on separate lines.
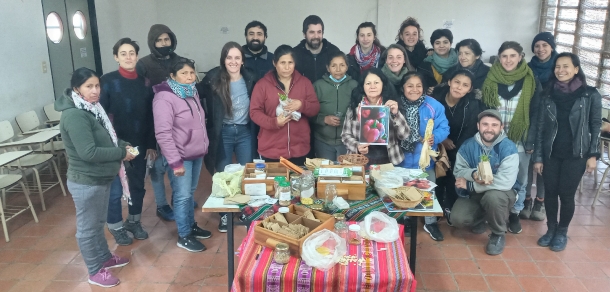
top-left (0, 0), bottom-right (55, 131)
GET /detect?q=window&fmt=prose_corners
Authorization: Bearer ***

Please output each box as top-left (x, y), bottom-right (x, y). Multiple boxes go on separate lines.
top-left (540, 0), bottom-right (610, 92)
top-left (72, 11), bottom-right (87, 39)
top-left (45, 12), bottom-right (63, 43)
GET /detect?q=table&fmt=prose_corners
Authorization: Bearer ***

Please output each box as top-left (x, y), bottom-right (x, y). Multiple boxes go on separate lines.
top-left (0, 150), bottom-right (33, 167)
top-left (0, 130), bottom-right (61, 149)
top-left (201, 196), bottom-right (241, 291)
top-left (405, 198), bottom-right (443, 274)
top-left (232, 222), bottom-right (415, 292)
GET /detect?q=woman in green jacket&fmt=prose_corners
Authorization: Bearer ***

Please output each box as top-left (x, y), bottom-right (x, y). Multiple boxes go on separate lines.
top-left (312, 51), bottom-right (358, 160)
top-left (55, 67), bottom-right (135, 288)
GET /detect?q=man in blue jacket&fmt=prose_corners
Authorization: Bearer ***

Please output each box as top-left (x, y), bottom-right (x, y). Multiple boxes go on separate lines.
top-left (452, 109), bottom-right (520, 255)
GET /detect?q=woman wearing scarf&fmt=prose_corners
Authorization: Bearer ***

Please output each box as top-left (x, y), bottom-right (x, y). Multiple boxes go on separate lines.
top-left (153, 59), bottom-right (212, 253)
top-left (341, 68), bottom-right (409, 166)
top-left (347, 22), bottom-right (386, 81)
top-left (482, 41), bottom-right (542, 235)
top-left (522, 32), bottom-right (557, 221)
top-left (55, 68), bottom-right (134, 287)
top-left (418, 29), bottom-right (458, 94)
top-left (381, 44), bottom-right (415, 96)
top-left (100, 38), bottom-right (156, 246)
top-left (442, 39), bottom-right (490, 90)
top-left (533, 53), bottom-right (601, 252)
top-left (397, 72), bottom-right (450, 241)
top-left (395, 17), bottom-right (428, 69)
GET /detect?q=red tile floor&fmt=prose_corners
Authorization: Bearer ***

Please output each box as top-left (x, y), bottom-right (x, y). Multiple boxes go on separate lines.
top-left (1, 162), bottom-right (610, 291)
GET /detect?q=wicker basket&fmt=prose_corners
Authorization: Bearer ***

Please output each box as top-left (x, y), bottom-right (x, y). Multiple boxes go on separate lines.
top-left (337, 154), bottom-right (369, 166)
top-left (388, 186), bottom-right (423, 209)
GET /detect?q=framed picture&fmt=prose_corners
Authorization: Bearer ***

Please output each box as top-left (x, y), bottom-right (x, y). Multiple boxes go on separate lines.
top-left (359, 105), bottom-right (390, 145)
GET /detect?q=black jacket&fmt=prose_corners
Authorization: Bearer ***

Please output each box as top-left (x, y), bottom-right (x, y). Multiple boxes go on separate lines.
top-left (242, 45), bottom-right (275, 80)
top-left (293, 39), bottom-right (341, 83)
top-left (396, 40), bottom-right (428, 69)
top-left (346, 48), bottom-right (386, 81)
top-left (441, 60), bottom-right (490, 90)
top-left (196, 67), bottom-right (259, 175)
top-left (534, 85), bottom-right (602, 163)
top-left (136, 24), bottom-right (182, 86)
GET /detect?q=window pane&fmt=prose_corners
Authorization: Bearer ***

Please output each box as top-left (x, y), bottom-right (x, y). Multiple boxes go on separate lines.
top-left (583, 0), bottom-right (609, 7)
top-left (45, 12), bottom-right (63, 44)
top-left (72, 11), bottom-right (87, 39)
top-left (545, 19), bottom-right (556, 31)
top-left (556, 45), bottom-right (574, 53)
top-left (558, 9), bottom-right (578, 20)
top-left (601, 69), bottom-right (610, 83)
top-left (557, 20), bottom-right (576, 32)
top-left (603, 59), bottom-right (610, 67)
top-left (579, 50), bottom-right (601, 64)
top-left (583, 9), bottom-right (607, 21)
top-left (547, 0), bottom-right (559, 6)
top-left (582, 64), bottom-right (600, 81)
top-left (581, 23), bottom-right (605, 37)
top-left (557, 33), bottom-right (575, 45)
top-left (580, 37), bottom-right (603, 50)
top-left (601, 82), bottom-right (610, 94)
top-left (560, 0), bottom-right (579, 6)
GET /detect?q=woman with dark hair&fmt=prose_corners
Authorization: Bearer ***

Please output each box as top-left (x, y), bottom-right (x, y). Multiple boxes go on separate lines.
top-left (442, 39), bottom-right (490, 90)
top-left (313, 51), bottom-right (358, 160)
top-left (197, 41), bottom-right (258, 232)
top-left (153, 59), bottom-right (212, 252)
top-left (533, 53), bottom-right (601, 252)
top-left (250, 45), bottom-right (320, 166)
top-left (395, 17), bottom-right (428, 69)
top-left (100, 38), bottom-right (156, 246)
top-left (347, 22), bottom-right (386, 80)
top-left (432, 69), bottom-right (487, 220)
top-left (55, 67), bottom-right (134, 287)
top-left (418, 29), bottom-right (458, 93)
top-left (397, 71), bottom-right (449, 241)
top-left (381, 44), bottom-right (415, 95)
top-left (482, 41), bottom-right (542, 234)
top-left (341, 68), bottom-right (409, 165)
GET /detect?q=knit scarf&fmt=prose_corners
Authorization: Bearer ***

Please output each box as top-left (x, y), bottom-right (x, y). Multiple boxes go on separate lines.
top-left (529, 51), bottom-right (558, 84)
top-left (167, 78), bottom-right (197, 99)
top-left (70, 90), bottom-right (131, 204)
top-left (381, 63), bottom-right (409, 87)
top-left (423, 48), bottom-right (458, 74)
top-left (482, 60), bottom-right (536, 142)
top-left (350, 44), bottom-right (381, 72)
top-left (399, 95), bottom-right (425, 152)
top-left (554, 77), bottom-right (583, 94)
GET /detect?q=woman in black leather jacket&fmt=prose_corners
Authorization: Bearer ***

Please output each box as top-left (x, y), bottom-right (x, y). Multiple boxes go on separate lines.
top-left (533, 52), bottom-right (601, 252)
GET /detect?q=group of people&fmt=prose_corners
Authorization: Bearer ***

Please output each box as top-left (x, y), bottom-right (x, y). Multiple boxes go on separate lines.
top-left (54, 14), bottom-right (601, 288)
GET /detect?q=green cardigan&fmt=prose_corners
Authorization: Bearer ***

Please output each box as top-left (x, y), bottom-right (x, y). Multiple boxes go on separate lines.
top-left (55, 90), bottom-right (128, 186)
top-left (313, 74), bottom-right (358, 146)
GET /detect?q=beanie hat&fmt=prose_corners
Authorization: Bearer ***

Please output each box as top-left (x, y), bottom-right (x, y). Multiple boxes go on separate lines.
top-left (430, 29), bottom-right (453, 45)
top-left (531, 32), bottom-right (556, 52)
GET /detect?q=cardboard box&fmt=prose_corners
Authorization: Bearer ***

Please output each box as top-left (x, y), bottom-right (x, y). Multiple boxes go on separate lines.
top-left (254, 205), bottom-right (335, 258)
top-left (241, 162), bottom-right (289, 195)
top-left (316, 165), bottom-right (366, 201)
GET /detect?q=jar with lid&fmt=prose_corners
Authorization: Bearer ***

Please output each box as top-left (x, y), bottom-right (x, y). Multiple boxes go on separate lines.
top-left (273, 243), bottom-right (290, 264)
top-left (300, 170), bottom-right (315, 205)
top-left (348, 224), bottom-right (361, 245)
top-left (278, 207), bottom-right (290, 214)
top-left (290, 174), bottom-right (302, 198)
top-left (324, 184), bottom-right (337, 211)
top-left (333, 213), bottom-right (348, 247)
top-left (254, 163), bottom-right (266, 173)
top-left (278, 181), bottom-right (292, 206)
top-left (273, 176), bottom-right (286, 199)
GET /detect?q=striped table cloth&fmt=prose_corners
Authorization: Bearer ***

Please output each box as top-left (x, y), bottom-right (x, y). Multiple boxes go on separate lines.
top-left (231, 222), bottom-right (416, 292)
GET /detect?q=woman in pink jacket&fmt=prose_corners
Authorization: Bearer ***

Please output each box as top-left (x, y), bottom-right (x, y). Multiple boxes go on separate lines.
top-left (153, 58), bottom-right (211, 252)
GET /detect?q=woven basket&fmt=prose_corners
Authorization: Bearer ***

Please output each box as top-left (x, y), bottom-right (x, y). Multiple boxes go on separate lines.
top-left (388, 187), bottom-right (423, 209)
top-left (337, 154), bottom-right (369, 166)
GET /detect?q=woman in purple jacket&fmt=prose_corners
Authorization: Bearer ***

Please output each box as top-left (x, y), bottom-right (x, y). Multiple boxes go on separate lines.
top-left (153, 58), bottom-right (212, 252)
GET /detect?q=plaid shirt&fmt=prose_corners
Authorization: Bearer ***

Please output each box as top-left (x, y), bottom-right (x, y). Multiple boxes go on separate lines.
top-left (498, 91), bottom-right (525, 152)
top-left (341, 109), bottom-right (410, 165)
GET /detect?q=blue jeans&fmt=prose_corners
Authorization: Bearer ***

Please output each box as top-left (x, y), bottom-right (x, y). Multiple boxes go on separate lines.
top-left (151, 154), bottom-right (170, 207)
top-left (216, 124), bottom-right (253, 171)
top-left (512, 152), bottom-right (531, 214)
top-left (167, 157), bottom-right (203, 238)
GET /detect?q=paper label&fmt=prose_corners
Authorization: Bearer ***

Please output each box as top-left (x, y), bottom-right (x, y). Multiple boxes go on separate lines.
top-left (255, 173), bottom-right (266, 179)
top-left (244, 183), bottom-right (267, 196)
top-left (279, 191), bottom-right (291, 201)
top-left (321, 160), bottom-right (330, 165)
top-left (265, 198), bottom-right (278, 204)
top-left (318, 168), bottom-right (348, 177)
top-left (301, 187), bottom-right (314, 198)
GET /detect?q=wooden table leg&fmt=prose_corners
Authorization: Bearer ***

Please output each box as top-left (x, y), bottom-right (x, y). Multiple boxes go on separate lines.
top-left (409, 216), bottom-right (418, 274)
top-left (227, 214), bottom-right (234, 291)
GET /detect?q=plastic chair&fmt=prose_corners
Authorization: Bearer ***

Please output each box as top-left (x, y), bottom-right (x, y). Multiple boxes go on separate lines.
top-left (0, 174), bottom-right (39, 242)
top-left (592, 138), bottom-right (610, 207)
top-left (15, 110), bottom-right (65, 160)
top-left (43, 104), bottom-right (61, 124)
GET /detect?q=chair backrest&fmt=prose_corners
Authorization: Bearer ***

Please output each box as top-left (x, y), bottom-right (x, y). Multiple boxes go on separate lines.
top-left (0, 120), bottom-right (15, 143)
top-left (15, 111), bottom-right (41, 133)
top-left (43, 104), bottom-right (61, 121)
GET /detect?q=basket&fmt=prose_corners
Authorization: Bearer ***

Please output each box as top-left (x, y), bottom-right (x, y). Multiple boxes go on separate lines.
top-left (337, 154), bottom-right (369, 166)
top-left (388, 186), bottom-right (423, 209)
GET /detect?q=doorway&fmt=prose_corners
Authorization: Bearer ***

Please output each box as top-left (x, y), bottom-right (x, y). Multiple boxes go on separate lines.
top-left (42, 0), bottom-right (102, 99)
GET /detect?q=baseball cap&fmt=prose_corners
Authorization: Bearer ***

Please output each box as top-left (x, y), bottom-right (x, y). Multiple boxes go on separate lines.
top-left (478, 109), bottom-right (502, 124)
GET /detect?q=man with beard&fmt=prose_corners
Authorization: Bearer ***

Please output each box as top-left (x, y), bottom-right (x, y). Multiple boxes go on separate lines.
top-left (242, 21), bottom-right (274, 79)
top-left (452, 109), bottom-right (520, 255)
top-left (293, 15), bottom-right (340, 83)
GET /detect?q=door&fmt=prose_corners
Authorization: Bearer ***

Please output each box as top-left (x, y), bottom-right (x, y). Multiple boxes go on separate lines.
top-left (42, 0), bottom-right (101, 99)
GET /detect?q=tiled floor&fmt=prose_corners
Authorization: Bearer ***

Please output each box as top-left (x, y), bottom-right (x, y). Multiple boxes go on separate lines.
top-left (1, 163), bottom-right (610, 291)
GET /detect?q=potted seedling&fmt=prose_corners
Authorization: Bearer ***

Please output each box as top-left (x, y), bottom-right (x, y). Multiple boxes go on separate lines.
top-left (477, 154), bottom-right (493, 184)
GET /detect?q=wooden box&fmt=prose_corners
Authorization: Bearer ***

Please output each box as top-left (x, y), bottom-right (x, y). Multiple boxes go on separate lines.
top-left (254, 205), bottom-right (335, 258)
top-left (241, 162), bottom-right (289, 195)
top-left (316, 165), bottom-right (366, 201)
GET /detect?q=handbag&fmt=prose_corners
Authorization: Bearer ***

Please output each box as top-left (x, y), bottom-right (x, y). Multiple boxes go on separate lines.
top-left (434, 143), bottom-right (451, 178)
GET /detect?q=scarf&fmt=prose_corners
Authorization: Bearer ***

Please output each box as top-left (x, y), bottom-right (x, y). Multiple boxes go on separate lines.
top-left (529, 51), bottom-right (558, 83)
top-left (350, 44), bottom-right (381, 72)
top-left (423, 48), bottom-right (458, 74)
top-left (167, 78), bottom-right (197, 99)
top-left (498, 78), bottom-right (524, 100)
top-left (70, 90), bottom-right (131, 204)
top-left (381, 63), bottom-right (409, 87)
top-left (554, 77), bottom-right (583, 94)
top-left (119, 66), bottom-right (137, 79)
top-left (482, 60), bottom-right (536, 142)
top-left (399, 95), bottom-right (425, 152)
top-left (357, 95), bottom-right (383, 121)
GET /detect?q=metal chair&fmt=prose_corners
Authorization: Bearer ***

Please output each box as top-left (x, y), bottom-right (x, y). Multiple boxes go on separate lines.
top-left (0, 174), bottom-right (39, 242)
top-left (592, 138), bottom-right (610, 207)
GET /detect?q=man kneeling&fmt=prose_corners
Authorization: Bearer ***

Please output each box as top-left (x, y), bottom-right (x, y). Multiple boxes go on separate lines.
top-left (453, 109), bottom-right (520, 255)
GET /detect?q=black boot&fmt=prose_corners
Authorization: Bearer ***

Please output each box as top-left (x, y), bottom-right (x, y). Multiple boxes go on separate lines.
top-left (537, 222), bottom-right (556, 247)
top-left (550, 227), bottom-right (568, 252)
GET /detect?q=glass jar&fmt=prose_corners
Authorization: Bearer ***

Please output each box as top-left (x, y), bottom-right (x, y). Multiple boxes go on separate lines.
top-left (273, 243), bottom-right (290, 264)
top-left (254, 163), bottom-right (266, 173)
top-left (310, 204), bottom-right (323, 212)
top-left (278, 181), bottom-right (292, 206)
top-left (333, 213), bottom-right (348, 247)
top-left (263, 208), bottom-right (275, 219)
top-left (273, 176), bottom-right (286, 199)
top-left (348, 224), bottom-right (361, 245)
top-left (300, 170), bottom-right (315, 205)
top-left (290, 174), bottom-right (302, 198)
top-left (324, 184), bottom-right (337, 211)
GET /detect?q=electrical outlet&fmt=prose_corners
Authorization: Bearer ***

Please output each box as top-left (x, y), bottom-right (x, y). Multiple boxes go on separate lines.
top-left (42, 61), bottom-right (48, 73)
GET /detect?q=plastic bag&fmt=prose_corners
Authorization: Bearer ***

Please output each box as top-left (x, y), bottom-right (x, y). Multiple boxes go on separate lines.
top-left (374, 175), bottom-right (403, 189)
top-left (360, 211), bottom-right (399, 243)
top-left (301, 229), bottom-right (347, 271)
top-left (224, 164), bottom-right (244, 173)
top-left (211, 166), bottom-right (244, 198)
